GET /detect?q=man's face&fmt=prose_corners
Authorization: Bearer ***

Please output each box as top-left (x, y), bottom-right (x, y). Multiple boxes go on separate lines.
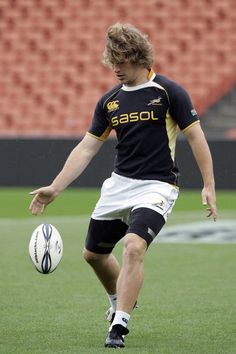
top-left (112, 62), bottom-right (141, 86)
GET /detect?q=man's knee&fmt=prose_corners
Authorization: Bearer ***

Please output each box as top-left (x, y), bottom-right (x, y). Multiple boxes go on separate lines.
top-left (83, 248), bottom-right (109, 265)
top-left (123, 234), bottom-right (147, 263)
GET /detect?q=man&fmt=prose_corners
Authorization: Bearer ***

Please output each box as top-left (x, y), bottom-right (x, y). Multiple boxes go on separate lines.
top-left (29, 23), bottom-right (217, 348)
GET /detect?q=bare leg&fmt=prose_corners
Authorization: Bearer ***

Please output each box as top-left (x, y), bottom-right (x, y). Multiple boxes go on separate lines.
top-left (116, 233), bottom-right (147, 314)
top-left (83, 233), bottom-right (147, 314)
top-left (83, 248), bottom-right (120, 294)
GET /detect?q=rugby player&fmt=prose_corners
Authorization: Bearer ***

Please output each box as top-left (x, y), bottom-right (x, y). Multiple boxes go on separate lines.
top-left (29, 23), bottom-right (217, 349)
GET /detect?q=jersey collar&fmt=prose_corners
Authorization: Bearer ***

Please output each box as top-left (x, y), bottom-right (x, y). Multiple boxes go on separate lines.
top-left (122, 68), bottom-right (156, 91)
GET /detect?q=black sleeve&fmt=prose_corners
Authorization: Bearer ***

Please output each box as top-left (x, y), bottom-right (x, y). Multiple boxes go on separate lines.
top-left (87, 99), bottom-right (111, 141)
top-left (169, 82), bottom-right (200, 131)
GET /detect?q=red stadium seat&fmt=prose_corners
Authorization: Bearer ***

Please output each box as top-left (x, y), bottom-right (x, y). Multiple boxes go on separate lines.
top-left (0, 0), bottom-right (235, 136)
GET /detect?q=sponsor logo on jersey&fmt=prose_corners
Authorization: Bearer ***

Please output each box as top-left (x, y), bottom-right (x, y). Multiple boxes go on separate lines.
top-left (107, 100), bottom-right (119, 112)
top-left (147, 97), bottom-right (162, 106)
top-left (111, 110), bottom-right (159, 126)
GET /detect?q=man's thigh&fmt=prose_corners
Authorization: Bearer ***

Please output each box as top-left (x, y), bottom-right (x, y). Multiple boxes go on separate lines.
top-left (85, 218), bottom-right (128, 254)
top-left (127, 207), bottom-right (165, 246)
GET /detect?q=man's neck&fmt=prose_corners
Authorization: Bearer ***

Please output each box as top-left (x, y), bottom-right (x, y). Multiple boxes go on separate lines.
top-left (126, 68), bottom-right (150, 87)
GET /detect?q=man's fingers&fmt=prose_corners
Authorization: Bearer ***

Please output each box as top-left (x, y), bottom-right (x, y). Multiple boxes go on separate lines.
top-left (29, 192), bottom-right (46, 215)
top-left (206, 208), bottom-right (212, 217)
top-left (29, 186), bottom-right (56, 215)
top-left (29, 189), bottom-right (41, 196)
top-left (206, 207), bottom-right (217, 222)
top-left (202, 190), bottom-right (217, 222)
top-left (30, 202), bottom-right (41, 215)
top-left (41, 203), bottom-right (47, 214)
top-left (29, 195), bottom-right (37, 211)
top-left (202, 195), bottom-right (207, 205)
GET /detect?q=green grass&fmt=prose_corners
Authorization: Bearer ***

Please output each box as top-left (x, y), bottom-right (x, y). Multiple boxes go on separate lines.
top-left (0, 187), bottom-right (100, 218)
top-left (0, 187), bottom-right (235, 218)
top-left (0, 188), bottom-right (236, 353)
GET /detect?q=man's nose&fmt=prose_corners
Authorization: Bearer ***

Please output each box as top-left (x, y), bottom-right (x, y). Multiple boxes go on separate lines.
top-left (113, 65), bottom-right (120, 73)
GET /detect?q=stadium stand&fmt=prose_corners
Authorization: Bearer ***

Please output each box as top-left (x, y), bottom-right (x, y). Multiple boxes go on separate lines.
top-left (0, 0), bottom-right (235, 137)
top-left (201, 85), bottom-right (236, 138)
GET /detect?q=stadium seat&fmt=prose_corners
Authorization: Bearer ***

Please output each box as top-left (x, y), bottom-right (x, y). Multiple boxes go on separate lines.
top-left (0, 0), bottom-right (235, 136)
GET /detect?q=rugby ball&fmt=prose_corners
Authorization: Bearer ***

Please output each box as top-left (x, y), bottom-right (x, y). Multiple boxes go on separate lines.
top-left (29, 224), bottom-right (63, 274)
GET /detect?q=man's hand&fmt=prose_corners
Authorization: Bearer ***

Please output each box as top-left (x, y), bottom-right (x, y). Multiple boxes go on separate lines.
top-left (29, 186), bottom-right (59, 215)
top-left (201, 186), bottom-right (217, 221)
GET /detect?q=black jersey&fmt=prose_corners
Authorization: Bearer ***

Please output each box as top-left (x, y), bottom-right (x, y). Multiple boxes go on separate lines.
top-left (87, 70), bottom-right (199, 185)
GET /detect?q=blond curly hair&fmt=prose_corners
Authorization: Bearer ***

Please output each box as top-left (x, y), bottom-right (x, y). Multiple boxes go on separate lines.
top-left (103, 23), bottom-right (154, 68)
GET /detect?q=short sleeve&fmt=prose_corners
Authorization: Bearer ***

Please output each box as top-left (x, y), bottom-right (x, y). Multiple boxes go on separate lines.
top-left (169, 83), bottom-right (200, 132)
top-left (87, 99), bottom-right (111, 141)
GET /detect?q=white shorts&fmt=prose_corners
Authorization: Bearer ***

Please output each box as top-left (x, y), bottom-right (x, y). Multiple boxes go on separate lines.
top-left (92, 172), bottom-right (179, 224)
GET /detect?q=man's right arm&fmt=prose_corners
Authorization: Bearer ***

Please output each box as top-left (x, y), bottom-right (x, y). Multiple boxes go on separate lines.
top-left (51, 134), bottom-right (104, 192)
top-left (29, 134), bottom-right (104, 215)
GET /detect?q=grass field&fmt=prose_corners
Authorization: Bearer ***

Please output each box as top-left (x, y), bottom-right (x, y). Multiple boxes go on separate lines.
top-left (0, 188), bottom-right (236, 354)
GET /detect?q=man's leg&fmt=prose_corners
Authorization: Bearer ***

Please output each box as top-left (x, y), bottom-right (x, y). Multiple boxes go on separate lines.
top-left (113, 208), bottom-right (165, 318)
top-left (105, 208), bottom-right (165, 348)
top-left (83, 248), bottom-right (120, 295)
top-left (116, 233), bottom-right (146, 314)
top-left (103, 233), bottom-right (147, 348)
top-left (83, 217), bottom-right (128, 298)
top-left (84, 210), bottom-right (165, 348)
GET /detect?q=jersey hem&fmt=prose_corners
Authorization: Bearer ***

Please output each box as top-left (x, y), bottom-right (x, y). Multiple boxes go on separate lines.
top-left (86, 132), bottom-right (107, 142)
top-left (181, 120), bottom-right (200, 133)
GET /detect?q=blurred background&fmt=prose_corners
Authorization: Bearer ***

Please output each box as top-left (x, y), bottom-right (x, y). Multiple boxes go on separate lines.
top-left (0, 0), bottom-right (235, 189)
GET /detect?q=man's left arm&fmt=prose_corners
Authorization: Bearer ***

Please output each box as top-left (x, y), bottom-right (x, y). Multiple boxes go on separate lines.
top-left (183, 123), bottom-right (217, 221)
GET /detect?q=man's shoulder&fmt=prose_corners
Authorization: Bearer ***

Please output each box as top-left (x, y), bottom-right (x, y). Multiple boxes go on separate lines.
top-left (154, 74), bottom-right (181, 91)
top-left (99, 84), bottom-right (123, 106)
top-left (154, 73), bottom-right (190, 101)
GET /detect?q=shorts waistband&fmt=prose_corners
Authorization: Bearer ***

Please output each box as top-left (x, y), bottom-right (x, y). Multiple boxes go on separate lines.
top-left (111, 172), bottom-right (179, 190)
